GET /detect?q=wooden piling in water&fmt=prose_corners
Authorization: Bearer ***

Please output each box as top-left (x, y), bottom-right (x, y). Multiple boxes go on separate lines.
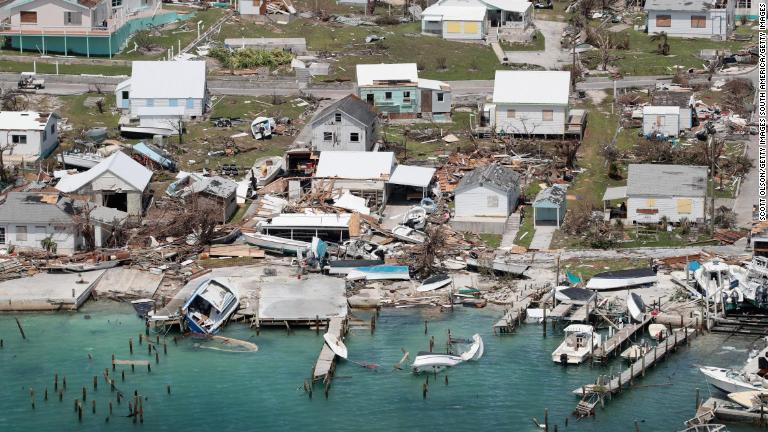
top-left (129, 338), bottom-right (133, 354)
top-left (54, 373), bottom-right (58, 391)
top-left (44, 387), bottom-right (48, 401)
top-left (92, 400), bottom-right (96, 414)
top-left (82, 386), bottom-right (86, 401)
top-left (93, 376), bottom-right (97, 391)
top-left (167, 384), bottom-right (171, 395)
top-left (15, 317), bottom-right (26, 340)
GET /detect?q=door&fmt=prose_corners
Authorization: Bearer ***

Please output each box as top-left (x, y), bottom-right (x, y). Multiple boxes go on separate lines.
top-left (421, 90), bottom-right (431, 113)
top-left (365, 94), bottom-right (374, 105)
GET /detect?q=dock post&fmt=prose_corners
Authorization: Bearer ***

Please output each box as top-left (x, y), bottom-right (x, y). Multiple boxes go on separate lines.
top-left (544, 408), bottom-right (548, 432)
top-left (370, 316), bottom-right (375, 335)
top-left (55, 373), bottom-right (58, 391)
top-left (654, 346), bottom-right (657, 364)
top-left (93, 376), bottom-right (97, 391)
top-left (695, 388), bottom-right (700, 410)
top-left (316, 315), bottom-right (320, 334)
top-left (112, 354), bottom-right (115, 371)
top-left (641, 354), bottom-right (645, 377)
top-left (629, 363), bottom-right (634, 386)
top-left (673, 331), bottom-right (678, 351)
top-left (129, 338), bottom-right (133, 354)
top-left (542, 308), bottom-right (547, 337)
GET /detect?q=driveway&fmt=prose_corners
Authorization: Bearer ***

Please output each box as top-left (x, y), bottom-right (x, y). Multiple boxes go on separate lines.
top-left (529, 226), bottom-right (556, 250)
top-left (503, 20), bottom-right (569, 69)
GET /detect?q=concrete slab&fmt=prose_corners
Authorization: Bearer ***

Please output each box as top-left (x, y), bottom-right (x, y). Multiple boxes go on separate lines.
top-left (257, 275), bottom-right (347, 321)
top-left (95, 267), bottom-right (164, 300)
top-left (529, 226), bottom-right (556, 250)
top-left (0, 270), bottom-right (106, 311)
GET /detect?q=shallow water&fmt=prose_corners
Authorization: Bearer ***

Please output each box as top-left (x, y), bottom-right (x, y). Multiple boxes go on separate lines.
top-left (0, 302), bottom-right (761, 431)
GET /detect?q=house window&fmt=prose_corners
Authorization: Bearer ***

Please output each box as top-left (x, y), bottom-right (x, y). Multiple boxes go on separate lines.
top-left (0, 227), bottom-right (5, 244)
top-left (334, 113), bottom-right (342, 123)
top-left (11, 134), bottom-right (27, 144)
top-left (487, 195), bottom-right (499, 208)
top-left (385, 92), bottom-right (392, 100)
top-left (323, 132), bottom-right (333, 141)
top-left (403, 91), bottom-right (411, 102)
top-left (437, 93), bottom-right (444, 102)
top-left (146, 99), bottom-right (154, 107)
top-left (122, 91), bottom-right (129, 100)
top-left (15, 226), bottom-right (27, 241)
top-left (737, 0), bottom-right (751, 8)
top-left (50, 123), bottom-right (56, 134)
top-left (169, 99), bottom-right (178, 107)
top-left (691, 15), bottom-right (706, 28)
top-left (507, 109), bottom-right (516, 118)
top-left (20, 11), bottom-right (37, 24)
top-left (186, 99), bottom-right (194, 109)
top-left (656, 14), bottom-right (671, 27)
top-left (542, 110), bottom-right (554, 121)
top-left (64, 11), bottom-right (81, 25)
top-left (112, 0), bottom-right (122, 6)
top-left (350, 132), bottom-right (360, 142)
top-left (656, 115), bottom-right (666, 126)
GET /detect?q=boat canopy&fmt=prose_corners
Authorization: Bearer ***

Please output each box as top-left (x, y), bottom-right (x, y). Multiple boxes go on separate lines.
top-left (563, 324), bottom-right (594, 334)
top-left (198, 279), bottom-right (234, 312)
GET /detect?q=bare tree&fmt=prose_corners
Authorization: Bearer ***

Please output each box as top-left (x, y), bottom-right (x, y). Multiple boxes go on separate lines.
top-left (0, 132), bottom-right (17, 183)
top-left (411, 225), bottom-right (448, 277)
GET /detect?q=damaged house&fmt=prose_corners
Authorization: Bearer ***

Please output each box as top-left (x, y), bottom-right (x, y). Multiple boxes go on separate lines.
top-left (625, 164), bottom-right (707, 224)
top-left (173, 174), bottom-right (239, 223)
top-left (645, 0), bottom-right (736, 39)
top-left (55, 151), bottom-right (153, 217)
top-left (313, 151), bottom-right (395, 209)
top-left (0, 110), bottom-right (59, 163)
top-left (451, 163), bottom-right (521, 234)
top-left (642, 90), bottom-right (695, 137)
top-left (0, 192), bottom-right (127, 255)
top-left (311, 94), bottom-right (378, 152)
top-left (421, 0), bottom-right (532, 41)
top-left (356, 63), bottom-right (452, 120)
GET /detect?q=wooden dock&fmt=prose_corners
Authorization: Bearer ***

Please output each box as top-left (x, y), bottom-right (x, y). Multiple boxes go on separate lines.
top-left (692, 397), bottom-right (768, 426)
top-left (591, 315), bottom-right (653, 362)
top-left (310, 316), bottom-right (348, 397)
top-left (493, 298), bottom-right (532, 334)
top-left (573, 327), bottom-right (698, 417)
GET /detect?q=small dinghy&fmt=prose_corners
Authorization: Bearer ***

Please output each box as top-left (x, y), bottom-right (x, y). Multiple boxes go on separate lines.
top-left (182, 277), bottom-right (239, 335)
top-left (416, 274), bottom-right (451, 292)
top-left (242, 232), bottom-right (310, 254)
top-left (250, 117), bottom-right (275, 140)
top-left (620, 343), bottom-right (651, 362)
top-left (627, 292), bottom-right (646, 322)
top-left (648, 323), bottom-right (668, 341)
top-left (323, 332), bottom-right (348, 359)
top-left (391, 225), bottom-right (426, 244)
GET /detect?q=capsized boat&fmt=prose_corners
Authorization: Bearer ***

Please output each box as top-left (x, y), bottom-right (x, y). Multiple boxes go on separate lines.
top-left (251, 117), bottom-right (276, 140)
top-left (60, 150), bottom-right (103, 169)
top-left (130, 298), bottom-right (154, 318)
top-left (627, 292), bottom-right (646, 323)
top-left (416, 273), bottom-right (451, 292)
top-left (346, 265), bottom-right (410, 281)
top-left (412, 334), bottom-right (483, 373)
top-left (552, 324), bottom-right (601, 365)
top-left (391, 225), bottom-right (426, 244)
top-left (648, 323), bottom-right (668, 340)
top-left (700, 366), bottom-right (766, 394)
top-left (210, 227), bottom-right (241, 245)
top-left (50, 259), bottom-right (123, 273)
top-left (620, 343), bottom-right (651, 362)
top-left (585, 268), bottom-right (657, 290)
top-left (182, 277), bottom-right (239, 335)
top-left (323, 332), bottom-right (348, 359)
top-left (246, 155), bottom-right (284, 188)
top-left (242, 232), bottom-right (310, 254)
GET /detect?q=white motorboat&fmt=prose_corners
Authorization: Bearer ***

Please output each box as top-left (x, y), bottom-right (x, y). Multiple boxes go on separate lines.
top-left (416, 274), bottom-right (452, 292)
top-left (627, 292), bottom-right (646, 323)
top-left (727, 390), bottom-right (768, 410)
top-left (700, 366), bottom-right (766, 394)
top-left (620, 343), bottom-right (651, 362)
top-left (648, 323), bottom-right (668, 340)
top-left (323, 332), bottom-right (348, 359)
top-left (245, 155), bottom-right (284, 188)
top-left (585, 268), bottom-right (658, 290)
top-left (552, 324), bottom-right (601, 365)
top-left (459, 334), bottom-right (484, 361)
top-left (119, 124), bottom-right (176, 137)
top-left (242, 232), bottom-right (310, 254)
top-left (182, 277), bottom-right (239, 335)
top-left (60, 151), bottom-right (103, 169)
top-left (693, 260), bottom-right (746, 304)
top-left (250, 116), bottom-right (275, 140)
top-left (749, 256), bottom-right (768, 279)
top-left (402, 206), bottom-right (427, 230)
top-left (412, 334), bottom-right (483, 373)
top-left (391, 225), bottom-right (426, 244)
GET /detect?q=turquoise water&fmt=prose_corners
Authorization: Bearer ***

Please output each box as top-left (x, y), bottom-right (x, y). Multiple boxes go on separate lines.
top-left (0, 302), bottom-right (760, 431)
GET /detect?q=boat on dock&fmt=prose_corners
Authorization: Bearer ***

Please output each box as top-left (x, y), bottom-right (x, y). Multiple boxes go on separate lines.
top-left (620, 343), bottom-right (651, 362)
top-left (242, 232), bottom-right (310, 254)
top-left (692, 260), bottom-right (747, 303)
top-left (648, 323), bottom-right (668, 340)
top-left (585, 268), bottom-right (658, 290)
top-left (552, 324), bottom-right (601, 365)
top-left (246, 156), bottom-right (284, 188)
top-left (182, 277), bottom-right (239, 335)
top-left (323, 332), bottom-right (348, 359)
top-left (416, 274), bottom-right (451, 292)
top-left (346, 265), bottom-right (410, 281)
top-left (627, 292), bottom-right (647, 322)
top-left (391, 225), bottom-right (426, 244)
top-left (699, 366), bottom-right (766, 394)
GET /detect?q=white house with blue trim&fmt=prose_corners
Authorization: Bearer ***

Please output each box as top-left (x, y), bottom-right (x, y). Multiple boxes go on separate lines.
top-left (115, 60), bottom-right (208, 120)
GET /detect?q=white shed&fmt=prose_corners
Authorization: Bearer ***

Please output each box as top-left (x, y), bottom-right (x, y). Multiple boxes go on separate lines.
top-left (421, 1), bottom-right (487, 40)
top-left (454, 163), bottom-right (521, 218)
top-left (642, 106), bottom-right (682, 137)
top-left (0, 111), bottom-right (58, 162)
top-left (645, 0), bottom-right (735, 39)
top-left (626, 164), bottom-right (707, 224)
top-left (491, 71), bottom-right (571, 136)
top-left (116, 61), bottom-right (208, 119)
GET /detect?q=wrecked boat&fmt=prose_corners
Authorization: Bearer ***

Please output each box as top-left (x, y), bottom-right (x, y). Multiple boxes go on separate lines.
top-left (627, 292), bottom-right (647, 323)
top-left (246, 156), bottom-right (284, 188)
top-left (585, 268), bottom-right (658, 290)
top-left (412, 334), bottom-right (483, 374)
top-left (346, 265), bottom-right (410, 281)
top-left (416, 274), bottom-right (452, 292)
top-left (251, 117), bottom-right (276, 140)
top-left (182, 277), bottom-right (239, 335)
top-left (402, 206), bottom-right (427, 230)
top-left (326, 259), bottom-right (385, 275)
top-left (391, 225), bottom-right (426, 244)
top-left (242, 232), bottom-right (310, 255)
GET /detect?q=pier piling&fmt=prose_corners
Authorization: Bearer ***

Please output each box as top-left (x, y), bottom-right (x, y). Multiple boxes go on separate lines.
top-left (15, 317), bottom-right (27, 340)
top-left (54, 374), bottom-right (58, 391)
top-left (129, 338), bottom-right (133, 354)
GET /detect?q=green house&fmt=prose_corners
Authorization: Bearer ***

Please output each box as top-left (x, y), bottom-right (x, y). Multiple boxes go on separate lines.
top-left (533, 184), bottom-right (567, 228)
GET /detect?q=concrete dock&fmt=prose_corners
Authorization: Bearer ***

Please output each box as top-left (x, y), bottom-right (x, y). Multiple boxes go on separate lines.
top-left (0, 270), bottom-right (106, 311)
top-left (94, 267), bottom-right (164, 300)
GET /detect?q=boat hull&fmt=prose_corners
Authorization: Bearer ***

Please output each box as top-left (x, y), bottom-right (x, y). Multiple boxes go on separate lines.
top-left (242, 232), bottom-right (310, 254)
top-left (700, 367), bottom-right (763, 394)
top-left (586, 268), bottom-right (658, 290)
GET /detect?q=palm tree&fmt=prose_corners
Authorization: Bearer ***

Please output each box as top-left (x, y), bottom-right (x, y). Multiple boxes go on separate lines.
top-left (650, 32), bottom-right (670, 55)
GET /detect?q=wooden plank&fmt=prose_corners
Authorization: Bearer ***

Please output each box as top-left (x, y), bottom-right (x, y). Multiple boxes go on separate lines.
top-left (112, 359), bottom-right (150, 366)
top-left (549, 303), bottom-right (573, 318)
top-left (593, 315), bottom-right (652, 358)
top-left (206, 245), bottom-right (265, 258)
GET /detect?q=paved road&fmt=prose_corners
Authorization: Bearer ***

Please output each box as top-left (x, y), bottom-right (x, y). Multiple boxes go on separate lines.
top-left (734, 134), bottom-right (758, 227)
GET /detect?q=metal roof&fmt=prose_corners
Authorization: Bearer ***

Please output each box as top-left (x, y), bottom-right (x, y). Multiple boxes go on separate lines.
top-left (128, 61), bottom-right (206, 99)
top-left (417, 78), bottom-right (450, 91)
top-left (533, 184), bottom-right (567, 208)
top-left (312, 94), bottom-right (377, 128)
top-left (454, 163), bottom-right (521, 195)
top-left (602, 186), bottom-right (628, 201)
top-left (315, 151), bottom-right (395, 180)
top-left (422, 2), bottom-right (487, 21)
top-left (0, 192), bottom-right (72, 224)
top-left (180, 176), bottom-right (238, 199)
top-left (0, 111), bottom-right (53, 131)
top-left (563, 324), bottom-right (595, 333)
top-left (627, 164), bottom-right (707, 197)
top-left (642, 106), bottom-right (680, 115)
top-left (645, 0), bottom-right (720, 12)
top-left (493, 71), bottom-right (571, 105)
top-left (388, 165), bottom-right (436, 188)
top-left (480, 0), bottom-right (531, 12)
top-left (56, 151), bottom-right (153, 193)
top-left (262, 213), bottom-right (352, 229)
top-left (652, 90), bottom-right (694, 108)
top-left (356, 63), bottom-right (418, 87)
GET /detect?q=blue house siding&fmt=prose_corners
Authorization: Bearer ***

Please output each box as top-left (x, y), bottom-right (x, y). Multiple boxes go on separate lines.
top-left (357, 86), bottom-right (420, 115)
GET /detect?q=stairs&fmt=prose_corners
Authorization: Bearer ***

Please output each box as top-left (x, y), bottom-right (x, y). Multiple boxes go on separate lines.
top-left (574, 394), bottom-right (599, 418)
top-left (499, 214), bottom-right (520, 249)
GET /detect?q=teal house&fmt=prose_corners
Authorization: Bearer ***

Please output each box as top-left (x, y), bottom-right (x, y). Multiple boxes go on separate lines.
top-left (533, 184), bottom-right (567, 228)
top-left (355, 63), bottom-right (452, 120)
top-left (0, 0), bottom-right (191, 57)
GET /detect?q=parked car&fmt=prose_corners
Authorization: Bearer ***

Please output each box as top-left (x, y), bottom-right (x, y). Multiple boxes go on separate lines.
top-left (17, 72), bottom-right (44, 90)
top-left (534, 0), bottom-right (553, 8)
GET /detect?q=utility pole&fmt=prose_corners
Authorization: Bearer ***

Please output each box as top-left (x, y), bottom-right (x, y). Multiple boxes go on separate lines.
top-left (707, 122), bottom-right (716, 234)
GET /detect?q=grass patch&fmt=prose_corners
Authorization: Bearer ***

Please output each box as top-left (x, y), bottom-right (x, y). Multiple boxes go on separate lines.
top-left (560, 257), bottom-right (650, 280)
top-left (514, 206), bottom-right (534, 248)
top-left (479, 233), bottom-right (502, 248)
top-left (500, 30), bottom-right (545, 51)
top-left (0, 61), bottom-right (129, 75)
top-left (616, 226), bottom-right (716, 248)
top-left (58, 93), bottom-right (120, 131)
top-left (531, 2), bottom-right (570, 22)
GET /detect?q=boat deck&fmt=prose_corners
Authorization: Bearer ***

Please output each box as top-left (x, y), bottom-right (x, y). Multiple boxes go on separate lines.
top-left (592, 315), bottom-right (653, 362)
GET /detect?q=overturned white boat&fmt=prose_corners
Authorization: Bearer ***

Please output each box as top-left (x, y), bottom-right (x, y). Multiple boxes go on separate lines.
top-left (242, 232), bottom-right (310, 254)
top-left (60, 151), bottom-right (104, 169)
top-left (416, 274), bottom-right (451, 292)
top-left (627, 292), bottom-right (647, 323)
top-left (182, 278), bottom-right (239, 335)
top-left (323, 332), bottom-right (348, 359)
top-left (391, 225), bottom-right (426, 244)
top-left (585, 268), bottom-right (657, 290)
top-left (251, 117), bottom-right (275, 140)
top-left (700, 366), bottom-right (766, 394)
top-left (412, 334), bottom-right (483, 374)
top-left (552, 324), bottom-right (601, 365)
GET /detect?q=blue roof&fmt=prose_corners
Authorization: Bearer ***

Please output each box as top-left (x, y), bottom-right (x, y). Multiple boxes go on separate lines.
top-left (533, 184), bottom-right (567, 208)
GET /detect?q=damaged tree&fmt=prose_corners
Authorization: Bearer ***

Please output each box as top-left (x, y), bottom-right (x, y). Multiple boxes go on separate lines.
top-left (411, 225), bottom-right (448, 277)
